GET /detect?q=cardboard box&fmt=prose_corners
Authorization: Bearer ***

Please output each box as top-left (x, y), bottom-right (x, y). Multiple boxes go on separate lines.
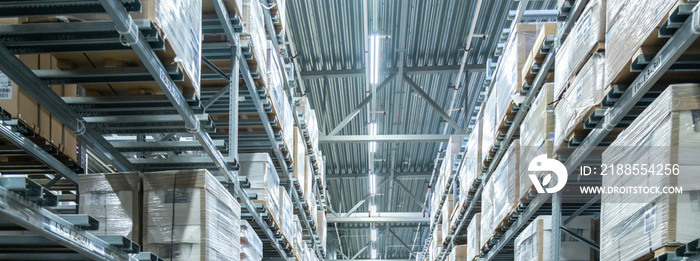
top-left (491, 140), bottom-right (520, 229)
top-left (555, 0), bottom-right (606, 98)
top-left (515, 215), bottom-right (595, 261)
top-left (466, 213), bottom-right (481, 261)
top-left (142, 169), bottom-right (241, 261)
top-left (553, 53), bottom-right (605, 153)
top-left (494, 23), bottom-right (538, 125)
top-left (460, 119), bottom-right (482, 205)
top-left (480, 179), bottom-right (494, 249)
top-left (78, 172), bottom-right (141, 242)
top-left (520, 83), bottom-right (554, 201)
top-left (600, 84), bottom-right (700, 261)
top-left (239, 153), bottom-right (281, 221)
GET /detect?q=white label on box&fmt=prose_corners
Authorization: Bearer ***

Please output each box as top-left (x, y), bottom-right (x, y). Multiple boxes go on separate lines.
top-left (43, 217), bottom-right (106, 256)
top-left (0, 72), bottom-right (12, 100)
top-left (644, 205), bottom-right (656, 234)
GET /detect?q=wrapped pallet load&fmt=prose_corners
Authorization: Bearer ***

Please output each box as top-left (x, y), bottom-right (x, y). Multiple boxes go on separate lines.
top-left (78, 172), bottom-right (141, 241)
top-left (605, 0), bottom-right (684, 87)
top-left (316, 212), bottom-right (327, 254)
top-left (481, 91), bottom-right (498, 166)
top-left (293, 127), bottom-right (306, 194)
top-left (239, 153), bottom-right (281, 223)
top-left (441, 198), bottom-right (452, 242)
top-left (493, 24), bottom-right (538, 128)
top-left (520, 83), bottom-right (555, 201)
top-left (553, 53), bottom-right (605, 153)
top-left (278, 187), bottom-right (294, 242)
top-left (515, 215), bottom-right (596, 261)
top-left (554, 0), bottom-right (605, 98)
top-left (142, 169), bottom-right (241, 261)
top-left (491, 140), bottom-right (520, 235)
top-left (240, 221), bottom-right (263, 261)
top-left (466, 213), bottom-right (481, 261)
top-left (480, 179), bottom-right (494, 250)
top-left (242, 0), bottom-right (266, 79)
top-left (600, 84), bottom-right (700, 260)
top-left (460, 119), bottom-right (482, 204)
top-left (452, 245), bottom-right (468, 261)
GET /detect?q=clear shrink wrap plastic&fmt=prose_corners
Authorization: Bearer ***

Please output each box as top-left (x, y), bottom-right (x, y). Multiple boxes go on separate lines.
top-left (151, 0), bottom-right (202, 94)
top-left (293, 215), bottom-right (304, 258)
top-left (142, 169), bottom-right (241, 261)
top-left (460, 120), bottom-right (482, 204)
top-left (242, 0), bottom-right (266, 76)
top-left (605, 0), bottom-right (678, 88)
top-left (293, 127), bottom-right (306, 194)
top-left (309, 110), bottom-right (320, 150)
top-left (239, 153), bottom-right (281, 221)
top-left (494, 24), bottom-right (538, 125)
top-left (480, 178), bottom-right (494, 249)
top-left (316, 212), bottom-right (327, 254)
top-left (296, 97), bottom-right (312, 125)
top-left (154, 0), bottom-right (201, 93)
top-left (278, 187), bottom-right (294, 242)
top-left (520, 83), bottom-right (554, 200)
top-left (492, 140), bottom-right (520, 229)
top-left (267, 41), bottom-right (284, 111)
top-left (554, 0), bottom-right (605, 98)
top-left (240, 221), bottom-right (263, 261)
top-left (441, 200), bottom-right (450, 242)
top-left (78, 172), bottom-right (141, 240)
top-left (554, 53), bottom-right (605, 153)
top-left (601, 84), bottom-right (700, 261)
top-left (481, 93), bottom-right (497, 164)
top-left (466, 213), bottom-right (481, 261)
top-left (515, 215), bottom-right (594, 261)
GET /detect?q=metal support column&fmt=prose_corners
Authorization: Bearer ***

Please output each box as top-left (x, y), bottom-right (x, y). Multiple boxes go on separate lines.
top-left (551, 191), bottom-right (562, 261)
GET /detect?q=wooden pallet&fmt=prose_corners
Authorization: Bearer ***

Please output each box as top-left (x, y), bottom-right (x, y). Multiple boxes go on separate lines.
top-left (633, 245), bottom-right (681, 261)
top-left (521, 23), bottom-right (557, 88)
top-left (0, 118), bottom-right (81, 172)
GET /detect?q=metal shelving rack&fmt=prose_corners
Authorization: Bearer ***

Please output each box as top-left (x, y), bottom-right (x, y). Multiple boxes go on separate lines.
top-left (0, 0), bottom-right (327, 260)
top-left (426, 1), bottom-right (700, 261)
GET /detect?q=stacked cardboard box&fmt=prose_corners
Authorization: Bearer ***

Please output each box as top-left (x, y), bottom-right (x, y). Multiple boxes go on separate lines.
top-left (553, 53), bottom-right (605, 153)
top-left (451, 245), bottom-right (468, 261)
top-left (600, 84), bottom-right (700, 260)
top-left (293, 127), bottom-right (306, 194)
top-left (480, 178), bottom-right (494, 250)
top-left (493, 24), bottom-right (538, 126)
top-left (78, 172), bottom-right (141, 241)
top-left (241, 0), bottom-right (266, 82)
top-left (515, 215), bottom-right (596, 261)
top-left (278, 187), bottom-right (294, 242)
top-left (293, 215), bottom-right (304, 258)
top-left (240, 221), bottom-right (263, 261)
top-left (316, 212), bottom-right (327, 254)
top-left (466, 213), bottom-right (481, 261)
top-left (554, 0), bottom-right (605, 99)
top-left (142, 169), bottom-right (241, 261)
top-left (460, 120), bottom-right (481, 204)
top-left (491, 140), bottom-right (520, 233)
top-left (0, 54), bottom-right (78, 162)
top-left (239, 153), bottom-right (281, 223)
top-left (480, 91), bottom-right (497, 165)
top-left (605, 0), bottom-right (682, 87)
top-left (519, 83), bottom-right (554, 201)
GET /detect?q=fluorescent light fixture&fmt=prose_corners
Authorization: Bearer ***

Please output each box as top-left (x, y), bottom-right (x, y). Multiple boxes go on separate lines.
top-left (369, 34), bottom-right (381, 84)
top-left (370, 204), bottom-right (376, 214)
top-left (369, 141), bottom-right (377, 153)
top-left (371, 249), bottom-right (377, 259)
top-left (371, 229), bottom-right (377, 241)
top-left (368, 122), bottom-right (377, 136)
top-left (369, 174), bottom-right (376, 195)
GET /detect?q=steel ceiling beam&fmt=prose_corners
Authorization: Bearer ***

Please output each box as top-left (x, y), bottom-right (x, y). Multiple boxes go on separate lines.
top-left (320, 134), bottom-right (451, 143)
top-left (343, 177), bottom-right (389, 217)
top-left (328, 212), bottom-right (429, 223)
top-left (299, 64), bottom-right (485, 79)
top-left (327, 73), bottom-right (396, 136)
top-left (388, 229), bottom-right (414, 254)
top-left (402, 74), bottom-right (466, 134)
top-left (327, 171), bottom-right (432, 180)
top-left (392, 177), bottom-right (429, 212)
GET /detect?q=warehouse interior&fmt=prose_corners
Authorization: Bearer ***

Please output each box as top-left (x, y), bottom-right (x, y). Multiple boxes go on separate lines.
top-left (0, 0), bottom-right (699, 261)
